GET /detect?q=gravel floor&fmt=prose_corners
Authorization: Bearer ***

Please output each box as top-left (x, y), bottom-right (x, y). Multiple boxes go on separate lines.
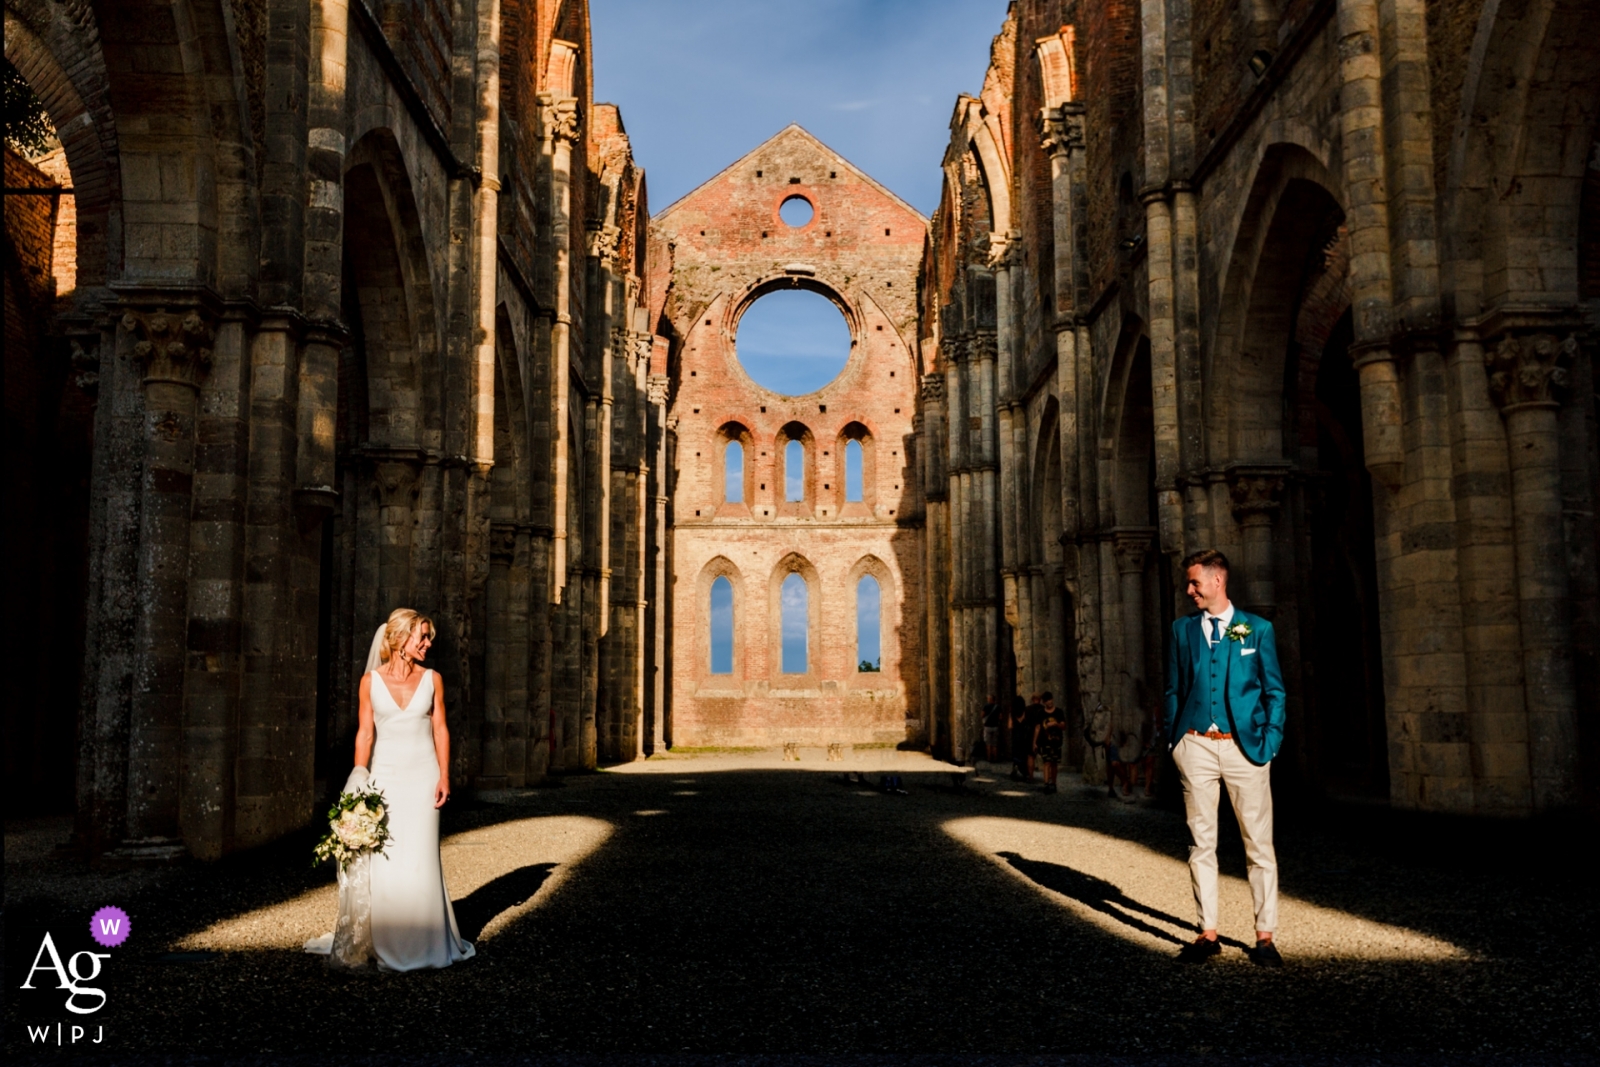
top-left (5, 750), bottom-right (1597, 1063)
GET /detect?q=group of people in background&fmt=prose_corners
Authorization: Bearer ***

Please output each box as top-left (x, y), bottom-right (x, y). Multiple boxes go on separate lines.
top-left (979, 693), bottom-right (1160, 800)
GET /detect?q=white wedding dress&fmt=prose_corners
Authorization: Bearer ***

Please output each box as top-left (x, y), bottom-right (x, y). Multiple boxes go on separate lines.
top-left (306, 635), bottom-right (474, 971)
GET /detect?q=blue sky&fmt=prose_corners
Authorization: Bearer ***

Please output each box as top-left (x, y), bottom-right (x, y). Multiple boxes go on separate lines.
top-left (590, 0), bottom-right (1009, 218)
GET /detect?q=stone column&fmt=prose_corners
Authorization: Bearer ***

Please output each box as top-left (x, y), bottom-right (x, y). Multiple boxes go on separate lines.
top-left (372, 454), bottom-right (422, 604)
top-left (1335, 0), bottom-right (1405, 491)
top-left (541, 94), bottom-right (580, 604)
top-left (974, 330), bottom-right (1000, 719)
top-left (118, 306), bottom-right (214, 859)
top-left (1113, 528), bottom-right (1155, 727)
top-left (646, 374), bottom-right (670, 755)
top-left (1488, 333), bottom-right (1581, 809)
top-left (945, 341), bottom-right (967, 756)
top-left (479, 522), bottom-right (515, 789)
top-left (1228, 469), bottom-right (1286, 615)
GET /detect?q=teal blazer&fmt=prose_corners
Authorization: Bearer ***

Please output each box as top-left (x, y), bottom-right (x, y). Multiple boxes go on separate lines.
top-left (1163, 608), bottom-right (1287, 765)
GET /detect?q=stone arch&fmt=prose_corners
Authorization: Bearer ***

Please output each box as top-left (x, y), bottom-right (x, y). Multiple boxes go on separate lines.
top-left (343, 130), bottom-right (444, 450)
top-left (477, 309), bottom-right (534, 789)
top-left (775, 421), bottom-right (816, 517)
top-left (969, 120), bottom-right (1013, 236)
top-left (1445, 0), bottom-right (1600, 316)
top-left (846, 554), bottom-right (899, 679)
top-left (1032, 396), bottom-right (1063, 576)
top-left (1210, 145), bottom-right (1346, 464)
top-left (696, 556), bottom-right (748, 682)
top-left (768, 552), bottom-right (822, 679)
top-left (713, 420), bottom-right (754, 515)
top-left (3, 5), bottom-right (118, 295)
top-left (321, 129), bottom-right (449, 748)
top-left (834, 420), bottom-right (877, 514)
top-left (492, 306), bottom-right (531, 522)
top-left (92, 0), bottom-right (256, 291)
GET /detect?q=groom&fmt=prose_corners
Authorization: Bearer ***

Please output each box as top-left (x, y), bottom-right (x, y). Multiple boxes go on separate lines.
top-left (1163, 549), bottom-right (1286, 967)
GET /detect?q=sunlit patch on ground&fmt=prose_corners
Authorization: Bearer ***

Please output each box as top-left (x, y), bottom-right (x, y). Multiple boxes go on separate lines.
top-left (943, 815), bottom-right (1472, 962)
top-left (174, 815), bottom-right (612, 950)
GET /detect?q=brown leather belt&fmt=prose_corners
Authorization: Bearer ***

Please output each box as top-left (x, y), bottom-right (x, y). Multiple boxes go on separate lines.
top-left (1188, 729), bottom-right (1233, 740)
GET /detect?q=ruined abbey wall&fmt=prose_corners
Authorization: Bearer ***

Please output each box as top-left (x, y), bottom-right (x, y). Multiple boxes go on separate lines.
top-left (649, 127), bottom-right (926, 747)
top-left (917, 0), bottom-right (1600, 816)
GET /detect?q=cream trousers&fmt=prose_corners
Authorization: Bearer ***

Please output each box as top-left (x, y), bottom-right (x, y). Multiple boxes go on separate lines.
top-left (1171, 732), bottom-right (1279, 933)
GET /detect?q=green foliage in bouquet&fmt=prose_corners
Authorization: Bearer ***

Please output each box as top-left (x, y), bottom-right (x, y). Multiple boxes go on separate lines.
top-left (311, 785), bottom-right (392, 869)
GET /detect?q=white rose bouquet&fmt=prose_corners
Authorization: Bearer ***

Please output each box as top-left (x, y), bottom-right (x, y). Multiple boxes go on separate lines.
top-left (312, 784), bottom-right (392, 869)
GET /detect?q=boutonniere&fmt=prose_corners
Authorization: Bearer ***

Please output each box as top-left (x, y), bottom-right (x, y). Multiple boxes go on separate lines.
top-left (1226, 622), bottom-right (1252, 643)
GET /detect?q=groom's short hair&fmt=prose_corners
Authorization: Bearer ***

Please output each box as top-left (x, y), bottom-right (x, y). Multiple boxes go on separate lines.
top-left (1181, 548), bottom-right (1230, 574)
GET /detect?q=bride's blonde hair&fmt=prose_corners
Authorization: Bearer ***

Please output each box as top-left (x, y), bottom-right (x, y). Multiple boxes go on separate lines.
top-left (380, 608), bottom-right (435, 663)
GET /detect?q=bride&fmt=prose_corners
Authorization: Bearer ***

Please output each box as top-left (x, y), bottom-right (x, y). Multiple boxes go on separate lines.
top-left (305, 608), bottom-right (475, 971)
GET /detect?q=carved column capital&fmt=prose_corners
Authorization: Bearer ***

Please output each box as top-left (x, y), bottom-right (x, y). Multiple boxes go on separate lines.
top-left (1486, 332), bottom-right (1576, 412)
top-left (588, 224), bottom-right (621, 270)
top-left (1228, 468), bottom-right (1286, 527)
top-left (539, 95), bottom-right (581, 145)
top-left (364, 450), bottom-right (424, 507)
top-left (986, 232), bottom-right (1018, 270)
top-left (1038, 104), bottom-right (1086, 158)
top-left (120, 308), bottom-right (215, 389)
top-left (489, 521), bottom-right (518, 562)
top-left (920, 373), bottom-right (946, 406)
top-left (646, 374), bottom-right (670, 406)
top-left (1112, 527), bottom-right (1155, 574)
top-left (970, 332), bottom-right (998, 364)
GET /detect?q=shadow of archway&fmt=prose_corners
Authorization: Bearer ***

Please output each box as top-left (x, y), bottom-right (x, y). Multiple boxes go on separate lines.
top-left (996, 850), bottom-right (1247, 950)
top-left (452, 861), bottom-right (558, 941)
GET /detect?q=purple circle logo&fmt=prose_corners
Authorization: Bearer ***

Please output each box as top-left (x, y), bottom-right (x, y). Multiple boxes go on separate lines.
top-left (90, 906), bottom-right (130, 948)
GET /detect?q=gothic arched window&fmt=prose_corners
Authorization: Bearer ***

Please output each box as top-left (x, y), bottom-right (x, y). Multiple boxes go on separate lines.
top-left (780, 572), bottom-right (808, 673)
top-left (724, 440), bottom-right (744, 503)
top-left (784, 439), bottom-right (804, 501)
top-left (845, 439), bottom-right (864, 502)
top-left (710, 576), bottom-right (734, 674)
top-left (856, 574), bottom-right (881, 671)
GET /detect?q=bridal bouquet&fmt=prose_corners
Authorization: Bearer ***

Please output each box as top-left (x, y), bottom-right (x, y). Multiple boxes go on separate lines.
top-left (312, 785), bottom-right (392, 869)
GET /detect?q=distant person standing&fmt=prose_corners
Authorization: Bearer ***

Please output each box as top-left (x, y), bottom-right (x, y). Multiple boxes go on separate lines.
top-left (982, 694), bottom-right (1003, 763)
top-left (1010, 695), bottom-right (1040, 781)
top-left (1163, 549), bottom-right (1286, 967)
top-left (1035, 693), bottom-right (1066, 794)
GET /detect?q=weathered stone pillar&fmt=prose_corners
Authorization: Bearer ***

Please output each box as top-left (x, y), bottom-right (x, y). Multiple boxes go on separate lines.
top-left (1113, 528), bottom-right (1154, 726)
top-left (1228, 469), bottom-right (1286, 615)
top-left (541, 93), bottom-right (580, 604)
top-left (919, 371), bottom-right (949, 751)
top-left (480, 522), bottom-right (516, 789)
top-left (646, 374), bottom-right (670, 755)
top-left (1488, 333), bottom-right (1581, 809)
top-left (1335, 0), bottom-right (1405, 490)
top-left (118, 306), bottom-right (214, 859)
top-left (372, 455), bottom-right (422, 604)
top-left (974, 330), bottom-right (1000, 721)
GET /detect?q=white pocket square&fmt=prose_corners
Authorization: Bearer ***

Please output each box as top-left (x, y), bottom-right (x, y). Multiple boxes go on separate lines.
top-left (1241, 648), bottom-right (1257, 656)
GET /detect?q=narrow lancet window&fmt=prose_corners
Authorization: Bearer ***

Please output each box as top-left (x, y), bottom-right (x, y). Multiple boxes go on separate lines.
top-left (710, 576), bottom-right (734, 674)
top-left (724, 440), bottom-right (744, 503)
top-left (781, 572), bottom-right (808, 673)
top-left (785, 439), bottom-right (804, 501)
top-left (845, 439), bottom-right (864, 502)
top-left (857, 574), bottom-right (881, 671)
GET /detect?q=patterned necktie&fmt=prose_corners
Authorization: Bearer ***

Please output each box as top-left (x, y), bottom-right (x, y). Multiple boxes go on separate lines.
top-left (1210, 617), bottom-right (1222, 646)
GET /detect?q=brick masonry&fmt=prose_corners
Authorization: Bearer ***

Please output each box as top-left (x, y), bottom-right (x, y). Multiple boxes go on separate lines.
top-left (650, 126), bottom-right (927, 745)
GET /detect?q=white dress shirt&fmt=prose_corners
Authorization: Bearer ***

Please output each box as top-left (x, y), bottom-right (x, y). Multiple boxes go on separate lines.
top-left (1201, 602), bottom-right (1235, 648)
